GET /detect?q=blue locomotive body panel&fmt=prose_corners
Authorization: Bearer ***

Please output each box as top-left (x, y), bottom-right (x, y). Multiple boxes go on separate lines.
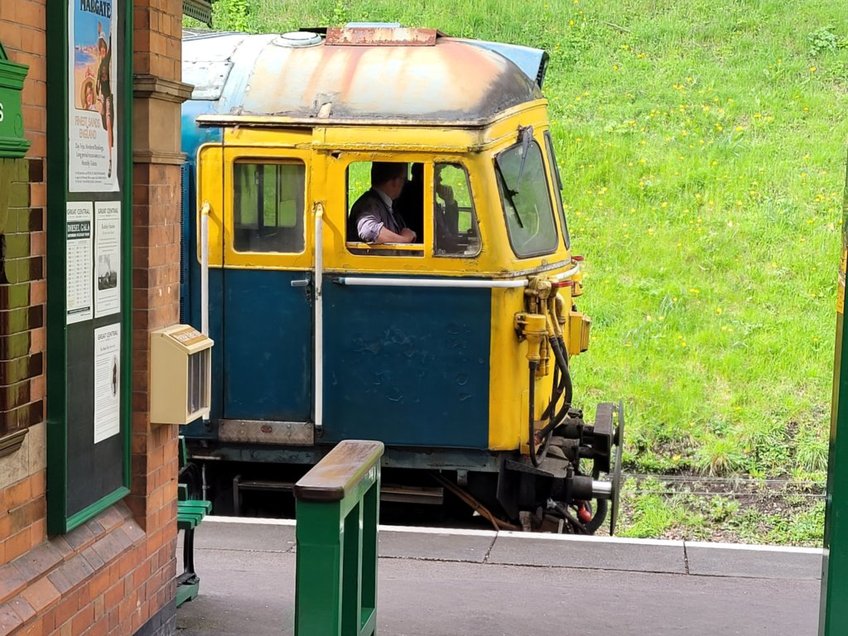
top-left (322, 280), bottom-right (491, 448)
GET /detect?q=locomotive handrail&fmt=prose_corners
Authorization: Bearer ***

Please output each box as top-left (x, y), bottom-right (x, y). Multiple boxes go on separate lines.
top-left (294, 440), bottom-right (384, 636)
top-left (200, 201), bottom-right (211, 335)
top-left (314, 203), bottom-right (324, 435)
top-left (332, 263), bottom-right (581, 289)
top-left (550, 262), bottom-right (581, 281)
top-left (333, 276), bottom-right (529, 288)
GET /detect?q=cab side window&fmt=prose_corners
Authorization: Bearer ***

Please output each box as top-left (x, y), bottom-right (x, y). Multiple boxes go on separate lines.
top-left (346, 161), bottom-right (423, 255)
top-left (233, 162), bottom-right (305, 253)
top-left (433, 163), bottom-right (481, 257)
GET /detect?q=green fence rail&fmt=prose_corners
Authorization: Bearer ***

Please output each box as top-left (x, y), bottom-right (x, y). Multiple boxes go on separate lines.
top-left (294, 440), bottom-right (384, 636)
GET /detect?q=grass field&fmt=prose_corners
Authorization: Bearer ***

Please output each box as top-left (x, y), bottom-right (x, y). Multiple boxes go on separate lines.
top-left (196, 0), bottom-right (848, 544)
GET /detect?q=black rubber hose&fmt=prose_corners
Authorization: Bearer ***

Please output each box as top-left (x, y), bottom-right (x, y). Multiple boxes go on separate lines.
top-left (540, 358), bottom-right (562, 421)
top-left (533, 337), bottom-right (574, 442)
top-left (551, 336), bottom-right (573, 423)
top-left (528, 360), bottom-right (555, 467)
top-left (583, 498), bottom-right (609, 534)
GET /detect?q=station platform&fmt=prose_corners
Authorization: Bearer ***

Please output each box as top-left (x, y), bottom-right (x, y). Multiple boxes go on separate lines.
top-left (176, 517), bottom-right (823, 635)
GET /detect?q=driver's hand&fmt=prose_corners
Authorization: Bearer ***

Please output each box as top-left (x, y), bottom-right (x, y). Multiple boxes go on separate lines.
top-left (400, 228), bottom-right (417, 242)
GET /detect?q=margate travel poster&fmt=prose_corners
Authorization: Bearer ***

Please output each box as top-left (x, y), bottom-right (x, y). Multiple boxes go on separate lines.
top-left (68, 0), bottom-right (119, 193)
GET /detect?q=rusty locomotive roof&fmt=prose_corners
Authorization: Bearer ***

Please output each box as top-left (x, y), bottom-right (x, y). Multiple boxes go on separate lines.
top-left (182, 28), bottom-right (546, 128)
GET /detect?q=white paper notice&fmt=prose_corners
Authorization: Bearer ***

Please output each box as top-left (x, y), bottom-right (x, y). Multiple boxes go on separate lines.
top-left (94, 323), bottom-right (120, 443)
top-left (66, 203), bottom-right (93, 324)
top-left (94, 201), bottom-right (120, 318)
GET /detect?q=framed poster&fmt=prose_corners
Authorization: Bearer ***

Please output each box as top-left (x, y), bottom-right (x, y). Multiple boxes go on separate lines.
top-left (68, 0), bottom-right (119, 192)
top-left (46, 0), bottom-right (132, 534)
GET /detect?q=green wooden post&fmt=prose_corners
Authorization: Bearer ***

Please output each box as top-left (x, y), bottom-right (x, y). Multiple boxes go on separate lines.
top-left (820, 152), bottom-right (848, 635)
top-left (294, 440), bottom-right (383, 636)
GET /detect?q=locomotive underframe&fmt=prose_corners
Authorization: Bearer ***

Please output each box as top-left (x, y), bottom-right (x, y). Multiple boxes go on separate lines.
top-left (184, 400), bottom-right (621, 533)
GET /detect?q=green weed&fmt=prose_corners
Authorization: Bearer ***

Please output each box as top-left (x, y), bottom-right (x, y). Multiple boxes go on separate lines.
top-left (695, 435), bottom-right (747, 476)
top-left (708, 496), bottom-right (740, 523)
top-left (796, 428), bottom-right (829, 473)
top-left (808, 26), bottom-right (842, 57)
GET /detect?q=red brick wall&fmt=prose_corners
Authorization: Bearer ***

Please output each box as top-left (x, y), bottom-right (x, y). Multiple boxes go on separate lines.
top-left (0, 0), bottom-right (184, 633)
top-left (0, 0), bottom-right (49, 567)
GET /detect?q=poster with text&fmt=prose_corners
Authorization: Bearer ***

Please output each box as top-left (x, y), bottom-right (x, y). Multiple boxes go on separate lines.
top-left (68, 0), bottom-right (119, 192)
top-left (94, 201), bottom-right (120, 317)
top-left (94, 323), bottom-right (120, 443)
top-left (66, 203), bottom-right (93, 324)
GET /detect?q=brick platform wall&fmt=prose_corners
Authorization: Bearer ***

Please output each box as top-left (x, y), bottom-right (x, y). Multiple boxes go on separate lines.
top-left (0, 1), bottom-right (186, 633)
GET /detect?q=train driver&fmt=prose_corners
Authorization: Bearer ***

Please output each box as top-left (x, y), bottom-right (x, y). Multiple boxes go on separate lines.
top-left (349, 162), bottom-right (418, 244)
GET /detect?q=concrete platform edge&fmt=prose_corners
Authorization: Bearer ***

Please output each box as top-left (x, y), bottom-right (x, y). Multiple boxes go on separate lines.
top-left (200, 516), bottom-right (823, 580)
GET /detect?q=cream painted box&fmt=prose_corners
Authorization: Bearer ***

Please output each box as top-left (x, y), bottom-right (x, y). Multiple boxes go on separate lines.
top-left (150, 324), bottom-right (213, 425)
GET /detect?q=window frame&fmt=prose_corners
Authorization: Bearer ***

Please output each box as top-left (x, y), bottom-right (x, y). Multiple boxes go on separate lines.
top-left (344, 159), bottom-right (424, 256)
top-left (543, 130), bottom-right (571, 250)
top-left (231, 158), bottom-right (308, 255)
top-left (342, 157), bottom-right (483, 260)
top-left (494, 138), bottom-right (560, 259)
top-left (432, 161), bottom-right (482, 259)
top-left (220, 146), bottom-right (313, 271)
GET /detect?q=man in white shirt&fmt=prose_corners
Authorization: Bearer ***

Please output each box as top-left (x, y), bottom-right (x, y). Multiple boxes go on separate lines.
top-left (349, 162), bottom-right (417, 244)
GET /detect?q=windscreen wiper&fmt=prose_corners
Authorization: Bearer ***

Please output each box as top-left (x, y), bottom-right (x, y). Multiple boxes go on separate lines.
top-left (495, 161), bottom-right (523, 228)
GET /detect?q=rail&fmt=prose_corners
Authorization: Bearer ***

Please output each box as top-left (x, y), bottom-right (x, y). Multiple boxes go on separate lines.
top-left (293, 440), bottom-right (384, 636)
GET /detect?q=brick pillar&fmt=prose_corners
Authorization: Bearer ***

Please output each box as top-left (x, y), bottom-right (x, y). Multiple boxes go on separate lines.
top-left (128, 0), bottom-right (192, 626)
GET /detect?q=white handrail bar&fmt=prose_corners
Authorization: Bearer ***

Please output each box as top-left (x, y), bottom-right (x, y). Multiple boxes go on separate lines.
top-left (200, 201), bottom-right (211, 336)
top-left (314, 204), bottom-right (324, 434)
top-left (334, 277), bottom-right (529, 289)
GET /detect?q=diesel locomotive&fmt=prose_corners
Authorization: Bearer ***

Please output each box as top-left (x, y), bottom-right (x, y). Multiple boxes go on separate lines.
top-left (179, 25), bottom-right (624, 533)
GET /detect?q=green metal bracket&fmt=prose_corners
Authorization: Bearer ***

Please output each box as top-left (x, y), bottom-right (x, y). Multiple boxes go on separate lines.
top-left (820, 151), bottom-right (848, 635)
top-left (0, 42), bottom-right (30, 159)
top-left (294, 440), bottom-right (384, 636)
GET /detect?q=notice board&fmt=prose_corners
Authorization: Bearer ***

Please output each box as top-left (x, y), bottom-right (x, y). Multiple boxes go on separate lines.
top-left (46, 0), bottom-right (132, 534)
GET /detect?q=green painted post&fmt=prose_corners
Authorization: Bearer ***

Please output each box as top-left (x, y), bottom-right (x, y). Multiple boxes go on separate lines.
top-left (820, 152), bottom-right (848, 635)
top-left (294, 441), bottom-right (383, 636)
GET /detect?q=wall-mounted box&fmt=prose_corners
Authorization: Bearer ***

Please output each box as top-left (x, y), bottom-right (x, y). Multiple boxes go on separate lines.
top-left (150, 324), bottom-right (213, 425)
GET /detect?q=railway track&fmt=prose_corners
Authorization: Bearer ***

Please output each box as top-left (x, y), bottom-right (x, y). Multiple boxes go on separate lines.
top-left (224, 471), bottom-right (825, 541)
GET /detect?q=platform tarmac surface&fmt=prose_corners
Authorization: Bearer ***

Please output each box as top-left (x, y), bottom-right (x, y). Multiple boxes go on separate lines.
top-left (176, 517), bottom-right (823, 635)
